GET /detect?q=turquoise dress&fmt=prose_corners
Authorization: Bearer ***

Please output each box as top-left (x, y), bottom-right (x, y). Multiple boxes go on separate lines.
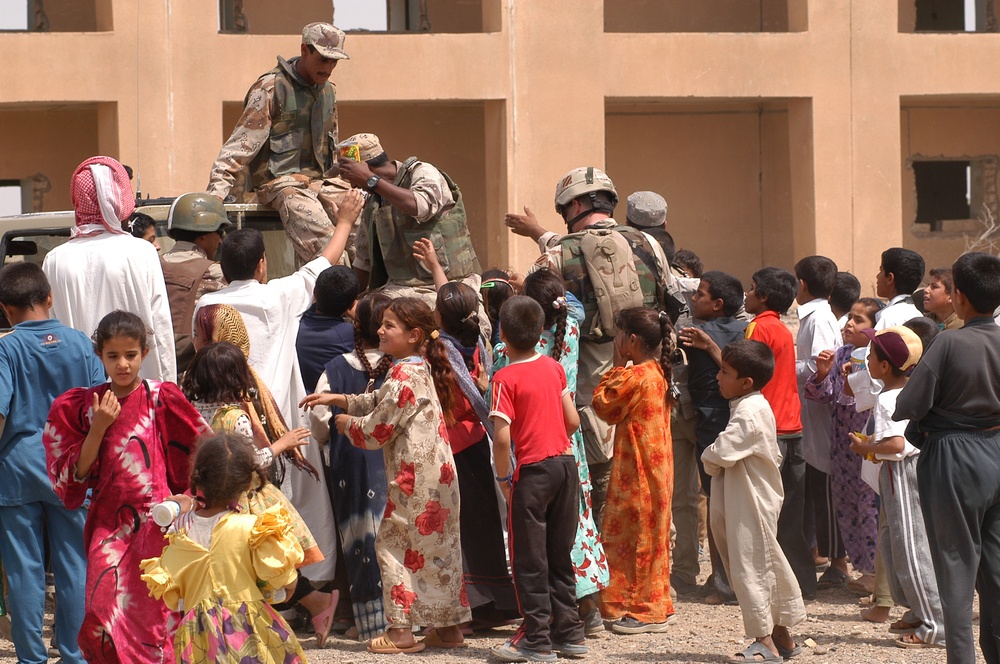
top-left (494, 310), bottom-right (610, 598)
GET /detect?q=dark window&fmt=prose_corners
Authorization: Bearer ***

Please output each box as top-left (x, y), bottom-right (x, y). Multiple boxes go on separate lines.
top-left (914, 160), bottom-right (971, 231)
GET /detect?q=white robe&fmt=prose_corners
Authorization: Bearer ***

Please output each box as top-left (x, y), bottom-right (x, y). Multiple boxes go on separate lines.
top-left (702, 392), bottom-right (806, 637)
top-left (195, 255), bottom-right (337, 580)
top-left (43, 231), bottom-right (176, 382)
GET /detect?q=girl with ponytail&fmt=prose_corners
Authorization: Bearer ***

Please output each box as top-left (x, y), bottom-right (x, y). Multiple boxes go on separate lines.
top-left (494, 268), bottom-right (610, 630)
top-left (301, 297), bottom-right (470, 653)
top-left (591, 306), bottom-right (677, 634)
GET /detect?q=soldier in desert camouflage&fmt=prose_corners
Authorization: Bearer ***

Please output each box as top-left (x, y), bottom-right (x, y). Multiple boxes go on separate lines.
top-left (207, 22), bottom-right (352, 264)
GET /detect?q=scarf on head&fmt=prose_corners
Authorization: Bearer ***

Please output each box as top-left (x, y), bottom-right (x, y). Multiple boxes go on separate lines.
top-left (197, 303), bottom-right (319, 480)
top-left (70, 156), bottom-right (134, 238)
top-left (439, 332), bottom-right (494, 441)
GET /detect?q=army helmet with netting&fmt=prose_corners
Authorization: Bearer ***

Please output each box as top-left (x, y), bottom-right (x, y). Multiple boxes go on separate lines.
top-left (553, 166), bottom-right (618, 215)
top-left (168, 193), bottom-right (233, 233)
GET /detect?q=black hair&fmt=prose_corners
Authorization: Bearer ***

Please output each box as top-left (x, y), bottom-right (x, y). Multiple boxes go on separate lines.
top-left (93, 310), bottom-right (149, 353)
top-left (522, 268), bottom-right (569, 363)
top-left (701, 271), bottom-right (744, 318)
top-left (168, 227), bottom-right (219, 244)
top-left (871, 343), bottom-right (908, 378)
top-left (902, 317), bottom-right (940, 354)
top-left (499, 296), bottom-right (545, 352)
top-left (794, 255), bottom-right (838, 299)
top-left (182, 342), bottom-right (255, 404)
top-left (721, 339), bottom-right (775, 390)
top-left (880, 248), bottom-right (925, 296)
top-left (189, 432), bottom-right (267, 509)
top-left (830, 272), bottom-right (862, 317)
top-left (673, 249), bottom-right (703, 278)
top-left (353, 292), bottom-right (393, 382)
top-left (854, 297), bottom-right (885, 327)
top-left (481, 268), bottom-right (514, 337)
top-left (314, 265), bottom-right (359, 317)
top-left (366, 152), bottom-right (389, 168)
top-left (614, 306), bottom-right (676, 392)
top-left (0, 262), bottom-right (50, 310)
top-left (436, 282), bottom-right (481, 349)
top-left (953, 252), bottom-right (1000, 314)
top-left (751, 267), bottom-right (797, 314)
top-left (928, 267), bottom-right (954, 294)
top-left (124, 211), bottom-right (156, 240)
top-left (218, 228), bottom-right (265, 283)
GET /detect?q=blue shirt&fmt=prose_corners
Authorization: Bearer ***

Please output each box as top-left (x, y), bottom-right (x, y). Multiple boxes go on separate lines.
top-left (0, 319), bottom-right (105, 505)
top-left (295, 305), bottom-right (354, 394)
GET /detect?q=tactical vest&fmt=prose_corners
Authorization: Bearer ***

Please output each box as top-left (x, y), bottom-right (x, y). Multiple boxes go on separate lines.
top-left (557, 222), bottom-right (665, 343)
top-left (160, 256), bottom-right (213, 375)
top-left (366, 157), bottom-right (481, 289)
top-left (248, 59), bottom-right (336, 190)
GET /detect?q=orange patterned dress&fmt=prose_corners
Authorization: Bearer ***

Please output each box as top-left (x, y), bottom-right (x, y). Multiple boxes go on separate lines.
top-left (591, 359), bottom-right (674, 623)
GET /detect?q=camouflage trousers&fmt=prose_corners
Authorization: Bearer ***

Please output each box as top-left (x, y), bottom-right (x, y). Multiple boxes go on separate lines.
top-left (256, 174), bottom-right (355, 265)
top-left (377, 274), bottom-right (493, 349)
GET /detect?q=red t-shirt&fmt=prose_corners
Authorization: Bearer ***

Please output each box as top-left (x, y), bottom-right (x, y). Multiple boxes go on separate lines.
top-left (489, 354), bottom-right (571, 476)
top-left (746, 310), bottom-right (803, 436)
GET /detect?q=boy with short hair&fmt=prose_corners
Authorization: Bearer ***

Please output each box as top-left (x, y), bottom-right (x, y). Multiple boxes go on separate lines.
top-left (0, 262), bottom-right (105, 664)
top-left (875, 247), bottom-right (925, 329)
top-left (490, 295), bottom-right (585, 663)
top-left (847, 326), bottom-right (944, 649)
top-left (296, 264), bottom-right (360, 392)
top-left (895, 252), bottom-right (1000, 663)
top-left (921, 267), bottom-right (961, 331)
top-left (702, 339), bottom-right (805, 663)
top-left (793, 256), bottom-right (845, 586)
top-left (830, 271), bottom-right (862, 325)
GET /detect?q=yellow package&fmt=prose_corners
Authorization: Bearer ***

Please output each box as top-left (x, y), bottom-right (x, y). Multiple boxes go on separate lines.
top-left (339, 143), bottom-right (361, 162)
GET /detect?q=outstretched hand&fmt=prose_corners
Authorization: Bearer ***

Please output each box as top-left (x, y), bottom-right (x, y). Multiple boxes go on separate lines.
top-left (504, 206), bottom-right (545, 240)
top-left (299, 393), bottom-right (345, 411)
top-left (272, 427), bottom-right (311, 455)
top-left (412, 237), bottom-right (440, 271)
top-left (336, 188), bottom-right (365, 225)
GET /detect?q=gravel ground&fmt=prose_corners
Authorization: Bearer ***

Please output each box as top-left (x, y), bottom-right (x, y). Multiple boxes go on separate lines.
top-left (0, 560), bottom-right (978, 663)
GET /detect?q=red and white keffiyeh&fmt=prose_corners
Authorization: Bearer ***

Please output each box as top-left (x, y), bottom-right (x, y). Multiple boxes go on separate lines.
top-left (70, 156), bottom-right (135, 238)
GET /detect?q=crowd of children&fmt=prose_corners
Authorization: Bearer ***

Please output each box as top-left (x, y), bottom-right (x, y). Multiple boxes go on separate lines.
top-left (1, 204), bottom-right (1000, 664)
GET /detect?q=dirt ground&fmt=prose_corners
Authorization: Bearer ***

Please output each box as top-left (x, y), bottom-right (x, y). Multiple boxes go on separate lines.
top-left (0, 558), bottom-right (978, 663)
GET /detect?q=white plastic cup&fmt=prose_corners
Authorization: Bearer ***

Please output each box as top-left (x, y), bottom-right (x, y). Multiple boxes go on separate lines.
top-left (152, 500), bottom-right (182, 528)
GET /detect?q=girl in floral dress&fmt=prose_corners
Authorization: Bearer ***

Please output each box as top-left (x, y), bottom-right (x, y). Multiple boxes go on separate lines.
top-left (302, 297), bottom-right (471, 654)
top-left (44, 311), bottom-right (210, 663)
top-left (591, 307), bottom-right (676, 634)
top-left (141, 432), bottom-right (307, 664)
top-left (494, 268), bottom-right (610, 630)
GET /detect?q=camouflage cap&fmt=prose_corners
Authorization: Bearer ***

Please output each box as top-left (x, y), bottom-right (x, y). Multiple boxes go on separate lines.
top-left (626, 190), bottom-right (668, 228)
top-left (302, 23), bottom-right (350, 60)
top-left (344, 133), bottom-right (385, 162)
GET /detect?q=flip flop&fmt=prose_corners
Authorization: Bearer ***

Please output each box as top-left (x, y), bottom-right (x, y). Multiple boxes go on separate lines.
top-left (311, 589), bottom-right (339, 648)
top-left (728, 641), bottom-right (783, 663)
top-left (420, 627), bottom-right (468, 649)
top-left (888, 619), bottom-right (922, 634)
top-left (776, 643), bottom-right (803, 659)
top-left (816, 567), bottom-right (848, 589)
top-left (896, 633), bottom-right (941, 649)
top-left (368, 633), bottom-right (427, 654)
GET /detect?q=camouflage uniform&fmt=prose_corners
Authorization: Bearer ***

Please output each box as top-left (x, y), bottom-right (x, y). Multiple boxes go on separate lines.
top-left (207, 56), bottom-right (352, 263)
top-left (533, 218), bottom-right (669, 525)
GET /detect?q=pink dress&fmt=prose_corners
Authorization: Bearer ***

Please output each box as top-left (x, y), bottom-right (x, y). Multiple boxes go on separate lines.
top-left (45, 380), bottom-right (210, 663)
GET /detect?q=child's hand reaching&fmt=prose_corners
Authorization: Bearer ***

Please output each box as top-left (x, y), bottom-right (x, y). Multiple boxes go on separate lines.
top-left (91, 391), bottom-right (121, 431)
top-left (271, 428), bottom-right (311, 456)
top-left (815, 349), bottom-right (835, 381)
top-left (299, 393), bottom-right (346, 411)
top-left (335, 188), bottom-right (365, 227)
top-left (412, 238), bottom-right (448, 289)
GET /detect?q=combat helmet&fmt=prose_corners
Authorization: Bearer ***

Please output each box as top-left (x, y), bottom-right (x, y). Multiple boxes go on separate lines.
top-left (168, 193), bottom-right (233, 234)
top-left (553, 166), bottom-right (618, 217)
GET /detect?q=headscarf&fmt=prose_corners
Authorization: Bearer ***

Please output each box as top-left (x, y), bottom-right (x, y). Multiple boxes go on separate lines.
top-left (194, 303), bottom-right (319, 479)
top-left (70, 156), bottom-right (134, 238)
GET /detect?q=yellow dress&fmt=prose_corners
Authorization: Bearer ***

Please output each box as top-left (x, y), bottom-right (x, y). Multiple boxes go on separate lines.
top-left (141, 506), bottom-right (308, 664)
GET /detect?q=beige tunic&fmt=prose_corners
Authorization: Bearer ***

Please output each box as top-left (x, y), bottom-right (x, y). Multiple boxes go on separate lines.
top-left (702, 392), bottom-right (805, 637)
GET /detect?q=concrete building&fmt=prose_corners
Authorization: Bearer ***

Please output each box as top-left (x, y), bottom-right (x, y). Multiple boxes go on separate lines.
top-left (2, 0), bottom-right (999, 287)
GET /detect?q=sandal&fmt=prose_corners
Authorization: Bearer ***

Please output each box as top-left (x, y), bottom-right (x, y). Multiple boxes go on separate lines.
top-left (776, 643), bottom-right (803, 659)
top-left (367, 633), bottom-right (427, 654)
top-left (888, 619), bottom-right (922, 634)
top-left (420, 627), bottom-right (467, 649)
top-left (728, 641), bottom-right (783, 663)
top-left (896, 633), bottom-right (940, 649)
top-left (816, 567), bottom-right (848, 589)
top-left (311, 589), bottom-right (339, 648)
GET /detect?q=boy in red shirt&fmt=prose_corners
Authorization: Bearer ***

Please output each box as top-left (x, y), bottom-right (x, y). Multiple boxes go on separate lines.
top-left (490, 296), bottom-right (585, 663)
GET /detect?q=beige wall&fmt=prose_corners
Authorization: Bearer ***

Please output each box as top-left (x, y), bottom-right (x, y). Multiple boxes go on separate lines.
top-left (4, 0), bottom-right (1000, 280)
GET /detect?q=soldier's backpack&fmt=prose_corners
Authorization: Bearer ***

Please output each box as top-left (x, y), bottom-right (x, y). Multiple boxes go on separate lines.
top-left (578, 229), bottom-right (644, 340)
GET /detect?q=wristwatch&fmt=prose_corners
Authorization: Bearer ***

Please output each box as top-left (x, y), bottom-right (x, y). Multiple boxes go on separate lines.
top-left (365, 175), bottom-right (381, 192)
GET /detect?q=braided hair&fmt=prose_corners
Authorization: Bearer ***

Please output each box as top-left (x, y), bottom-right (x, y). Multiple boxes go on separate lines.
top-left (613, 306), bottom-right (677, 398)
top-left (522, 268), bottom-right (568, 363)
top-left (387, 297), bottom-right (460, 423)
top-left (353, 292), bottom-right (394, 384)
top-left (480, 268), bottom-right (514, 340)
top-left (437, 282), bottom-right (481, 352)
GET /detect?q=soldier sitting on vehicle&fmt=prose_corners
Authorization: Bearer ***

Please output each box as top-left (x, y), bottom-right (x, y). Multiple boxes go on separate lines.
top-left (160, 193), bottom-right (231, 374)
